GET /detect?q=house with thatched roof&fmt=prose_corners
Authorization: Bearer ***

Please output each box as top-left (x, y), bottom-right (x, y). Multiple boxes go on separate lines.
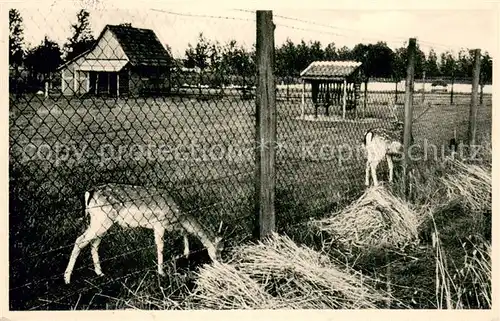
top-left (58, 24), bottom-right (171, 96)
top-left (300, 61), bottom-right (363, 119)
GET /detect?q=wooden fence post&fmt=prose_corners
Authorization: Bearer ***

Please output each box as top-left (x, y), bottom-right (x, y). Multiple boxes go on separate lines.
top-left (254, 10), bottom-right (276, 240)
top-left (480, 78), bottom-right (484, 105)
top-left (468, 49), bottom-right (481, 147)
top-left (403, 38), bottom-right (416, 199)
top-left (421, 71), bottom-right (426, 104)
top-left (450, 75), bottom-right (454, 105)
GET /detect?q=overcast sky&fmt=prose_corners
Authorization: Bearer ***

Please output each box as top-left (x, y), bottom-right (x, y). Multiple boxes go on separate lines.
top-left (12, 0), bottom-right (498, 59)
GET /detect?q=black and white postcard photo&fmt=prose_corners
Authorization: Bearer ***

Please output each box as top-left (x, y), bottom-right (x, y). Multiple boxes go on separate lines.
top-left (5, 1), bottom-right (496, 317)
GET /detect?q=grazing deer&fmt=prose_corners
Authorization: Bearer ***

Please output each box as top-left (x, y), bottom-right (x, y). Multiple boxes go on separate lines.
top-left (64, 183), bottom-right (224, 284)
top-left (363, 101), bottom-right (414, 187)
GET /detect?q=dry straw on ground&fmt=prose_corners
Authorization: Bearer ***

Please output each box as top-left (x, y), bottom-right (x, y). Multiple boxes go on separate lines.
top-left (310, 185), bottom-right (422, 251)
top-left (189, 233), bottom-right (387, 309)
top-left (188, 261), bottom-right (289, 309)
top-left (440, 158), bottom-right (491, 213)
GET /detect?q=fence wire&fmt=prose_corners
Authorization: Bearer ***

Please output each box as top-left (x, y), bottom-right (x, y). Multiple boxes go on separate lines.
top-left (274, 75), bottom-right (492, 227)
top-left (9, 8), bottom-right (492, 311)
top-left (9, 11), bottom-right (258, 310)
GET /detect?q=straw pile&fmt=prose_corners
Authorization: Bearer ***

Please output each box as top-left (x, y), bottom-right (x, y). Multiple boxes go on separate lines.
top-left (188, 261), bottom-right (289, 309)
top-left (440, 158), bottom-right (491, 213)
top-left (189, 233), bottom-right (387, 309)
top-left (310, 185), bottom-right (421, 251)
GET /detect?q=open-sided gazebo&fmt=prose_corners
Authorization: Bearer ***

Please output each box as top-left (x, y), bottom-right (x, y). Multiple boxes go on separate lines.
top-left (300, 61), bottom-right (363, 119)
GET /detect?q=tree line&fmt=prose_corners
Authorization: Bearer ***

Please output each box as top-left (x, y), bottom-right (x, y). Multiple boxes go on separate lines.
top-left (9, 8), bottom-right (493, 94)
top-left (9, 8), bottom-right (96, 93)
top-left (274, 40), bottom-right (492, 85)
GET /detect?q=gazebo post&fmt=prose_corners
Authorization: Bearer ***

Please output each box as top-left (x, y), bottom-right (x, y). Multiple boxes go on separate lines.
top-left (301, 79), bottom-right (305, 117)
top-left (342, 78), bottom-right (347, 119)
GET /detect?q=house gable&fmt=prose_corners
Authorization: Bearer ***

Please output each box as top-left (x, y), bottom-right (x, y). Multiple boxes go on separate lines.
top-left (58, 24), bottom-right (171, 96)
top-left (85, 28), bottom-right (128, 61)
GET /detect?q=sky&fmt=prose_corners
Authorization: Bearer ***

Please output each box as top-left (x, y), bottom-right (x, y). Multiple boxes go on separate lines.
top-left (11, 0), bottom-right (499, 60)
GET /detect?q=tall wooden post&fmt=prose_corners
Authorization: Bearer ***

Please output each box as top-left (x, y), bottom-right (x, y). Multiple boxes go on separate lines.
top-left (254, 10), bottom-right (276, 240)
top-left (403, 38), bottom-right (416, 199)
top-left (468, 49), bottom-right (481, 147)
top-left (480, 78), bottom-right (484, 105)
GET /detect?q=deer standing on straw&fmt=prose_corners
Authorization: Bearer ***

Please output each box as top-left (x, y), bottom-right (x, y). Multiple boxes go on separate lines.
top-left (64, 183), bottom-right (224, 284)
top-left (363, 101), bottom-right (414, 187)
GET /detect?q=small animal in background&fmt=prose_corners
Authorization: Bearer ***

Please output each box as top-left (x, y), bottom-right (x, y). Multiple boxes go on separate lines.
top-left (363, 103), bottom-right (414, 187)
top-left (64, 183), bottom-right (224, 284)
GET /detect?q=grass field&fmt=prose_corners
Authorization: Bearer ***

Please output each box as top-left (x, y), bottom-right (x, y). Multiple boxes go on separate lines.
top-left (9, 89), bottom-right (492, 310)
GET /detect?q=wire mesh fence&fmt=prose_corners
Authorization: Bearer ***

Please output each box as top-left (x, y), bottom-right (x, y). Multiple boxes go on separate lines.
top-left (9, 7), bottom-right (492, 311)
top-left (9, 12), bottom-right (258, 310)
top-left (274, 74), bottom-right (492, 228)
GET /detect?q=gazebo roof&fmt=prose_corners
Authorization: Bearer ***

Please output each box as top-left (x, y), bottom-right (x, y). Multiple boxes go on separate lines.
top-left (300, 61), bottom-right (362, 81)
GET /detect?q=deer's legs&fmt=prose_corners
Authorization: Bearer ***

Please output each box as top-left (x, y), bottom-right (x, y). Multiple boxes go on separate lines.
top-left (370, 161), bottom-right (379, 186)
top-left (183, 233), bottom-right (190, 257)
top-left (65, 228), bottom-right (97, 284)
top-left (153, 225), bottom-right (165, 276)
top-left (365, 160), bottom-right (371, 186)
top-left (386, 155), bottom-right (394, 183)
top-left (91, 238), bottom-right (103, 276)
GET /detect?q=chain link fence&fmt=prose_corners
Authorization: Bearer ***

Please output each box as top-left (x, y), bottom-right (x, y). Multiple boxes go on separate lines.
top-left (9, 13), bottom-right (258, 310)
top-left (9, 8), bottom-right (492, 310)
top-left (275, 72), bottom-right (492, 228)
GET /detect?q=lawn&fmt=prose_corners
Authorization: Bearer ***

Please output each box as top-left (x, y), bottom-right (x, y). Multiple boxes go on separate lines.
top-left (9, 89), bottom-right (492, 310)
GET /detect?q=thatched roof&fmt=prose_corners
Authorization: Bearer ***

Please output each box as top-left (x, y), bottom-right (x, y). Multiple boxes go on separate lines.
top-left (300, 61), bottom-right (362, 81)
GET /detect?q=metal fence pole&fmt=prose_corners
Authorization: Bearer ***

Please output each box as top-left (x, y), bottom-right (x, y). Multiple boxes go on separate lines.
top-left (403, 38), bottom-right (416, 198)
top-left (468, 49), bottom-right (481, 147)
top-left (254, 10), bottom-right (276, 240)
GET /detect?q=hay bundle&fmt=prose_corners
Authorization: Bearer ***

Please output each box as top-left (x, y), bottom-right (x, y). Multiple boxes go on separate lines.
top-left (190, 233), bottom-right (386, 309)
top-left (188, 260), bottom-right (289, 309)
top-left (440, 158), bottom-right (491, 213)
top-left (231, 233), bottom-right (386, 309)
top-left (310, 185), bottom-right (421, 251)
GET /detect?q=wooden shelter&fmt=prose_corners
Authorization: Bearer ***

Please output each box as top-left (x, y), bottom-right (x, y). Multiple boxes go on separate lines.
top-left (300, 61), bottom-right (363, 119)
top-left (57, 24), bottom-right (171, 97)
